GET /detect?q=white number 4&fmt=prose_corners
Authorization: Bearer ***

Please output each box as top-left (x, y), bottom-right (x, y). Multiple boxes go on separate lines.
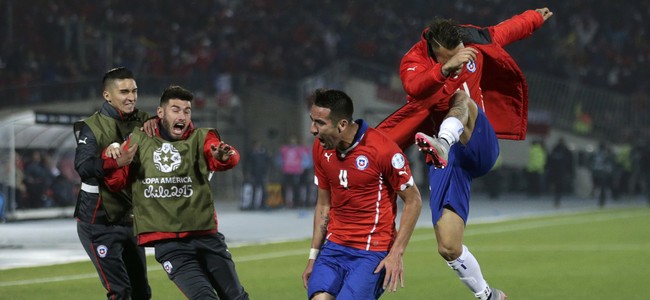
top-left (338, 170), bottom-right (348, 188)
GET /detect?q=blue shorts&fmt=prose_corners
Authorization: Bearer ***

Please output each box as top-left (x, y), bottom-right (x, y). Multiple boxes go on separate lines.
top-left (429, 108), bottom-right (499, 224)
top-left (307, 241), bottom-right (387, 300)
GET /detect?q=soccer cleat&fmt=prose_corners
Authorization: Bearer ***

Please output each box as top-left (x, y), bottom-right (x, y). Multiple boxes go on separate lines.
top-left (415, 132), bottom-right (449, 168)
top-left (489, 289), bottom-right (507, 300)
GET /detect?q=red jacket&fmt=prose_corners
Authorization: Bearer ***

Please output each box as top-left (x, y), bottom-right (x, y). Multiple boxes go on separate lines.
top-left (377, 10), bottom-right (545, 150)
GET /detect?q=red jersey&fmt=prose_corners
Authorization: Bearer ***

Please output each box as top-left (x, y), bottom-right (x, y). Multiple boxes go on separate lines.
top-left (377, 10), bottom-right (545, 149)
top-left (313, 120), bottom-right (415, 251)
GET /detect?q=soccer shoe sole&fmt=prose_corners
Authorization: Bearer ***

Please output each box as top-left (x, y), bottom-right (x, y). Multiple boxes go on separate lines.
top-left (415, 132), bottom-right (448, 169)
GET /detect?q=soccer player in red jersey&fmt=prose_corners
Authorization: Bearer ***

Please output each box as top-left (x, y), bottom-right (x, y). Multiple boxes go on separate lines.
top-left (376, 7), bottom-right (553, 300)
top-left (301, 89), bottom-right (422, 300)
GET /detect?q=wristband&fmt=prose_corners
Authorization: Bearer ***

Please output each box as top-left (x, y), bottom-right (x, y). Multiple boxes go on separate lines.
top-left (308, 248), bottom-right (320, 260)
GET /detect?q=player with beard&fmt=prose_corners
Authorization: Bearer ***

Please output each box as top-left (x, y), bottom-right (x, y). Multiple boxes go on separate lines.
top-left (302, 89), bottom-right (422, 299)
top-left (103, 85), bottom-right (249, 300)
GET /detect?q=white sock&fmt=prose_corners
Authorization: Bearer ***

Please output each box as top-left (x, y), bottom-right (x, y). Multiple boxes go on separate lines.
top-left (447, 245), bottom-right (491, 300)
top-left (438, 117), bottom-right (464, 146)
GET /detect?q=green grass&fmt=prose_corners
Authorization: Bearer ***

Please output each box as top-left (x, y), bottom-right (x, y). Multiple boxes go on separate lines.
top-left (1, 207), bottom-right (649, 299)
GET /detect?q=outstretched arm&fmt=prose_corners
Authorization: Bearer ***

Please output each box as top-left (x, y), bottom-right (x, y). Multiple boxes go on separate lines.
top-left (204, 131), bottom-right (240, 171)
top-left (491, 8), bottom-right (552, 47)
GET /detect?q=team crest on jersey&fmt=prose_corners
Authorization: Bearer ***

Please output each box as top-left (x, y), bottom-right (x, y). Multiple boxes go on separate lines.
top-left (466, 60), bottom-right (477, 73)
top-left (153, 143), bottom-right (182, 173)
top-left (96, 245), bottom-right (108, 258)
top-left (163, 261), bottom-right (173, 274)
top-left (391, 153), bottom-right (405, 169)
top-left (355, 155), bottom-right (369, 170)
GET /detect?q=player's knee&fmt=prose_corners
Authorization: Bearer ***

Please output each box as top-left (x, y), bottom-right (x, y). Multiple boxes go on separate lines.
top-left (311, 291), bottom-right (336, 300)
top-left (437, 244), bottom-right (462, 261)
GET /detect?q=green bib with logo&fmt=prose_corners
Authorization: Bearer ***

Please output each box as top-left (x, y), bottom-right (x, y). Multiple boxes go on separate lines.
top-left (84, 110), bottom-right (148, 221)
top-left (129, 128), bottom-right (216, 235)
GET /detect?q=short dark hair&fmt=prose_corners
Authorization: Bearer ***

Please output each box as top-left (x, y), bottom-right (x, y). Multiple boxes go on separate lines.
top-left (311, 88), bottom-right (353, 123)
top-left (425, 17), bottom-right (466, 50)
top-left (160, 85), bottom-right (193, 106)
top-left (102, 67), bottom-right (134, 89)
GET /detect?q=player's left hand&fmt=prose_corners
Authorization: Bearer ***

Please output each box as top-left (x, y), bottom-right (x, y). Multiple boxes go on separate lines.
top-left (374, 252), bottom-right (404, 292)
top-left (211, 141), bottom-right (236, 162)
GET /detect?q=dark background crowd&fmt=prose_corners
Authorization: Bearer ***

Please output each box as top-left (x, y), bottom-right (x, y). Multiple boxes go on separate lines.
top-left (2, 0), bottom-right (650, 213)
top-left (1, 0), bottom-right (648, 99)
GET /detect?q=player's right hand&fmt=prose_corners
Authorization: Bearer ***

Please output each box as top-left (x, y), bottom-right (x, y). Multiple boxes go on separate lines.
top-left (302, 260), bottom-right (315, 289)
top-left (442, 47), bottom-right (478, 77)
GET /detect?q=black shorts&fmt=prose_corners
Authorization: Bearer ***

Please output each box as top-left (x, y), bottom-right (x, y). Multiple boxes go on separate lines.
top-left (154, 232), bottom-right (249, 300)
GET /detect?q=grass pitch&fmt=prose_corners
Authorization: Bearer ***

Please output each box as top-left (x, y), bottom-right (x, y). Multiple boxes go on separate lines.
top-left (1, 207), bottom-right (648, 299)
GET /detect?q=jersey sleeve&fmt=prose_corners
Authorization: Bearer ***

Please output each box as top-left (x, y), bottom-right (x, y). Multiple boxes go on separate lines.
top-left (491, 9), bottom-right (545, 47)
top-left (378, 138), bottom-right (415, 192)
top-left (312, 139), bottom-right (330, 190)
top-left (74, 124), bottom-right (105, 180)
top-left (399, 41), bottom-right (448, 101)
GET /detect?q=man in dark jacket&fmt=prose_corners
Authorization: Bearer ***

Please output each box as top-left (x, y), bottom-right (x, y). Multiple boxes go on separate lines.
top-left (73, 67), bottom-right (151, 299)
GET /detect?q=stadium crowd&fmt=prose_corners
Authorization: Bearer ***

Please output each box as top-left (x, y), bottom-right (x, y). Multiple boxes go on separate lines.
top-left (1, 0), bottom-right (648, 99)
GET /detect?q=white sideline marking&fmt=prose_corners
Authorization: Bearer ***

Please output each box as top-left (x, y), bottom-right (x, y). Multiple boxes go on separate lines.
top-left (0, 273), bottom-right (98, 287)
top-left (0, 250), bottom-right (309, 287)
top-left (410, 209), bottom-right (648, 242)
top-left (1, 210), bottom-right (646, 287)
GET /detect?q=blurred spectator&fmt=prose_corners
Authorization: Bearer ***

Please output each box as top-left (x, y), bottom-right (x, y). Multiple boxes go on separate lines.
top-left (639, 140), bottom-right (650, 204)
top-left (0, 152), bottom-right (27, 210)
top-left (612, 141), bottom-right (632, 199)
top-left (572, 102), bottom-right (593, 135)
top-left (50, 151), bottom-right (79, 207)
top-left (242, 140), bottom-right (272, 210)
top-left (278, 135), bottom-right (308, 208)
top-left (546, 138), bottom-right (574, 207)
top-left (22, 150), bottom-right (54, 208)
top-left (629, 141), bottom-right (645, 197)
top-left (299, 141), bottom-right (316, 207)
top-left (526, 139), bottom-right (546, 198)
top-left (590, 142), bottom-right (615, 207)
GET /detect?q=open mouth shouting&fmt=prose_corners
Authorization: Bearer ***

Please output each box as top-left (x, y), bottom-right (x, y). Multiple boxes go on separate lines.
top-left (171, 121), bottom-right (186, 136)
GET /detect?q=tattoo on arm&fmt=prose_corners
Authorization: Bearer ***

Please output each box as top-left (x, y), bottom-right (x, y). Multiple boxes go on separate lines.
top-left (319, 214), bottom-right (329, 237)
